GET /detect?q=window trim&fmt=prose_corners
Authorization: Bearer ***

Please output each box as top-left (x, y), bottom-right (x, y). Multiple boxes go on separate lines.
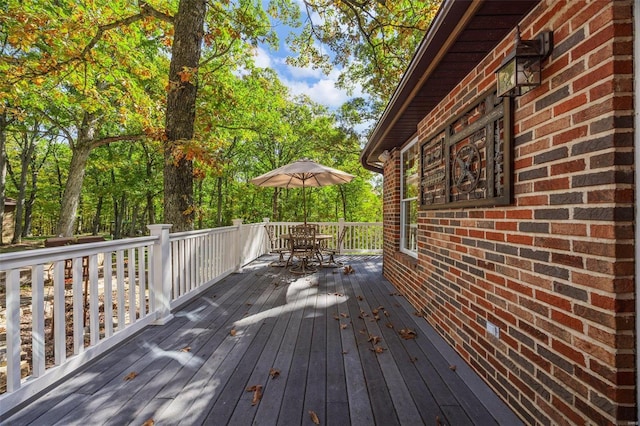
top-left (400, 137), bottom-right (419, 258)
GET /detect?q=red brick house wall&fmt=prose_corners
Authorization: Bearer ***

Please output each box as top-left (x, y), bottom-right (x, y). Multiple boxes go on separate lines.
top-left (380, 1), bottom-right (635, 424)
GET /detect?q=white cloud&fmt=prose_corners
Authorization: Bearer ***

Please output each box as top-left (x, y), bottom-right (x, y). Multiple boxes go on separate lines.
top-left (252, 43), bottom-right (365, 110)
top-left (283, 77), bottom-right (348, 108)
top-left (284, 62), bottom-right (325, 80)
top-left (253, 46), bottom-right (273, 69)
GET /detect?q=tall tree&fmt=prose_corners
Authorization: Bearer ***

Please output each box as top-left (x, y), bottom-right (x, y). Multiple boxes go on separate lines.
top-left (0, 110), bottom-right (10, 244)
top-left (163, 0), bottom-right (205, 231)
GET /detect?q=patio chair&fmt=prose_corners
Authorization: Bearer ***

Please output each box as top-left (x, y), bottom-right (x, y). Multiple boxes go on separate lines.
top-left (265, 225), bottom-right (288, 267)
top-left (287, 224), bottom-right (317, 274)
top-left (321, 226), bottom-right (346, 267)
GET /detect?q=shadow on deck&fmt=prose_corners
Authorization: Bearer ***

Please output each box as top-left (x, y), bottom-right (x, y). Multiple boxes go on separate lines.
top-left (2, 255), bottom-right (522, 426)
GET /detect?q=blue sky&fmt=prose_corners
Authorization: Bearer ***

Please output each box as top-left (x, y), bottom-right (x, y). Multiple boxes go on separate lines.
top-left (252, 45), bottom-right (364, 109)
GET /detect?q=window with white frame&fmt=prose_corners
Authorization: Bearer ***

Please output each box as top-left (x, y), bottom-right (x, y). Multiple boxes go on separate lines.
top-left (401, 139), bottom-right (419, 257)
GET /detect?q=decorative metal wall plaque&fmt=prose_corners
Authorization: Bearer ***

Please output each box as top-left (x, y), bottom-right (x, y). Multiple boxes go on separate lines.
top-left (420, 92), bottom-right (512, 209)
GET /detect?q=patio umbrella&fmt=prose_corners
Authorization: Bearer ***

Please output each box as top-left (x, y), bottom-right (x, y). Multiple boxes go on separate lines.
top-left (250, 158), bottom-right (355, 223)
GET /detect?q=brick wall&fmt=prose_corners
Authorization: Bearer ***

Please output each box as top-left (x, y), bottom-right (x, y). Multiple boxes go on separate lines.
top-left (381, 1), bottom-right (635, 424)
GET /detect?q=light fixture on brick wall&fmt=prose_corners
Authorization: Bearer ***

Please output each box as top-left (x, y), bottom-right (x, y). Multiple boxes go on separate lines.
top-left (496, 26), bottom-right (553, 97)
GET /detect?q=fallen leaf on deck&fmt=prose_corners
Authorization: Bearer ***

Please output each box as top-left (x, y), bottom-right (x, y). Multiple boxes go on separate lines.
top-left (357, 295), bottom-right (364, 301)
top-left (372, 309), bottom-right (379, 315)
top-left (449, 364), bottom-right (457, 371)
top-left (372, 315), bottom-right (380, 321)
top-left (340, 323), bottom-right (348, 330)
top-left (333, 314), bottom-right (340, 320)
top-left (179, 346), bottom-right (191, 352)
top-left (246, 384), bottom-right (263, 405)
top-left (246, 303), bottom-right (253, 306)
top-left (230, 328), bottom-right (237, 336)
top-left (385, 323), bottom-right (394, 329)
top-left (123, 371), bottom-right (138, 381)
top-left (436, 415), bottom-right (443, 425)
top-left (368, 335), bottom-right (381, 345)
top-left (340, 313), bottom-right (349, 318)
top-left (142, 419), bottom-right (155, 426)
top-left (410, 356), bottom-right (418, 363)
top-left (309, 410), bottom-right (320, 425)
top-left (269, 368), bottom-right (280, 379)
top-left (343, 265), bottom-right (354, 275)
top-left (399, 328), bottom-right (417, 340)
top-left (371, 346), bottom-right (385, 354)
top-left (384, 310), bottom-right (390, 317)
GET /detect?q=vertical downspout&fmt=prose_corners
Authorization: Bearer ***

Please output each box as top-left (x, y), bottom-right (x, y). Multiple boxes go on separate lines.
top-left (634, 0), bottom-right (639, 421)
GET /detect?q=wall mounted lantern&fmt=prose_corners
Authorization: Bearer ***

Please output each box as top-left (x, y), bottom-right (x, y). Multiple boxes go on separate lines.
top-left (496, 26), bottom-right (553, 97)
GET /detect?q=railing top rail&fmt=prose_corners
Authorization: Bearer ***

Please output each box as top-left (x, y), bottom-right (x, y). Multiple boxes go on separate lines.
top-left (168, 225), bottom-right (238, 241)
top-left (268, 221), bottom-right (382, 226)
top-left (0, 236), bottom-right (158, 270)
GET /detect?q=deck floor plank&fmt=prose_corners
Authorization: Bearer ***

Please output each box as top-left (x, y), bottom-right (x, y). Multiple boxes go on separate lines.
top-left (340, 264), bottom-right (400, 426)
top-left (324, 271), bottom-right (350, 425)
top-left (332, 269), bottom-right (375, 426)
top-left (275, 279), bottom-right (319, 426)
top-left (2, 256), bottom-right (523, 426)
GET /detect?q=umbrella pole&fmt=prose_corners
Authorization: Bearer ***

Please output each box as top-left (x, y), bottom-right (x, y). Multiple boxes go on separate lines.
top-left (303, 183), bottom-right (307, 224)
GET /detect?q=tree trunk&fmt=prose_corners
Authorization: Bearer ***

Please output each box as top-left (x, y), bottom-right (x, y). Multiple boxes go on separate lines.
top-left (0, 111), bottom-right (7, 245)
top-left (129, 204), bottom-right (140, 236)
top-left (56, 112), bottom-right (99, 237)
top-left (113, 194), bottom-right (126, 239)
top-left (146, 193), bottom-right (155, 225)
top-left (23, 184), bottom-right (35, 237)
top-left (11, 128), bottom-right (38, 244)
top-left (92, 196), bottom-right (103, 235)
top-left (339, 185), bottom-right (347, 220)
top-left (163, 0), bottom-right (206, 232)
top-left (23, 147), bottom-right (45, 238)
top-left (216, 176), bottom-right (223, 226)
top-left (56, 142), bottom-right (93, 236)
top-left (272, 187), bottom-right (280, 221)
top-left (196, 178), bottom-right (203, 229)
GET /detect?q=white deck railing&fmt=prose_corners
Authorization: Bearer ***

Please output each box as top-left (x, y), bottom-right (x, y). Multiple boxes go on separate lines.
top-left (266, 219), bottom-right (383, 253)
top-left (0, 219), bottom-right (381, 416)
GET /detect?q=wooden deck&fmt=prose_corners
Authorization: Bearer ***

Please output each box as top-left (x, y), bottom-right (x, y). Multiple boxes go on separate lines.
top-left (2, 256), bottom-right (522, 426)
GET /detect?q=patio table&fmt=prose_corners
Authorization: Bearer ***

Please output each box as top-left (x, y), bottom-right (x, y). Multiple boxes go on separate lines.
top-left (280, 233), bottom-right (334, 271)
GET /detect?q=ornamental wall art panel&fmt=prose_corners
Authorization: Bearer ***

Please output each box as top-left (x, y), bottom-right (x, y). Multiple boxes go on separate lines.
top-left (420, 92), bottom-right (512, 210)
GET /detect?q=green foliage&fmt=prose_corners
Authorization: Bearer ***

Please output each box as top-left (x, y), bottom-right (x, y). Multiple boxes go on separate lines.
top-left (287, 0), bottom-right (442, 105)
top-left (0, 0), bottom-right (389, 237)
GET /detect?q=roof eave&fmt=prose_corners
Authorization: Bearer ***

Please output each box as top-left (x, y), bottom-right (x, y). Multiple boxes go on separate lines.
top-left (361, 0), bottom-right (540, 173)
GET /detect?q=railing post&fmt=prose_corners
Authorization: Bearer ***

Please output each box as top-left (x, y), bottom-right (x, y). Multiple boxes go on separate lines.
top-left (232, 219), bottom-right (243, 272)
top-left (148, 224), bottom-right (174, 325)
top-left (263, 217), bottom-right (271, 254)
top-left (338, 218), bottom-right (345, 252)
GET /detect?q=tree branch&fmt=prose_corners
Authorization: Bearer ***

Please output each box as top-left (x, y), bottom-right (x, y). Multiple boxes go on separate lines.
top-left (91, 134), bottom-right (147, 148)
